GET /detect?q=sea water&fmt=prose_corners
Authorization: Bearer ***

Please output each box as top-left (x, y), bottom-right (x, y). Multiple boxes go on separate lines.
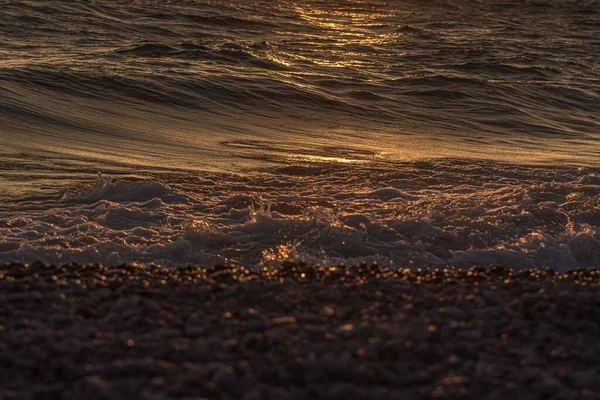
top-left (1, 0), bottom-right (599, 269)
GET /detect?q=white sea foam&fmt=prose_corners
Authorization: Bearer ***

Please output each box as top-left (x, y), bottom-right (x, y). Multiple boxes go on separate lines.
top-left (1, 161), bottom-right (600, 271)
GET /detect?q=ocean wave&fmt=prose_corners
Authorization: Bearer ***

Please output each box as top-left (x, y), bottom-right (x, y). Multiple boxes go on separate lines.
top-left (1, 161), bottom-right (600, 271)
top-left (1, 0), bottom-right (598, 133)
top-left (2, 0), bottom-right (600, 237)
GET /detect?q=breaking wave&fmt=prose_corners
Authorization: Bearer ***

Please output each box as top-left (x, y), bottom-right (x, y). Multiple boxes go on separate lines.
top-left (2, 161), bottom-right (600, 271)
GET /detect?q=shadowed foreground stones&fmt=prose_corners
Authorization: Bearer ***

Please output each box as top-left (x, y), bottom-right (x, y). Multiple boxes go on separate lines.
top-left (1, 262), bottom-right (600, 399)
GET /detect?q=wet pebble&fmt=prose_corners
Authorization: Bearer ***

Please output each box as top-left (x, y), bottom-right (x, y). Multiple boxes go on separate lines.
top-left (441, 307), bottom-right (469, 321)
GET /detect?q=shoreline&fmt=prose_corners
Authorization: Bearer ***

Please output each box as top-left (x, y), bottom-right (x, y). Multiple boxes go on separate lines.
top-left (2, 262), bottom-right (600, 399)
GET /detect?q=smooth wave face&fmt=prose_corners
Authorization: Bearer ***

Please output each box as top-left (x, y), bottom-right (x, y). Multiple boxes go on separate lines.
top-left (2, 161), bottom-right (600, 271)
top-left (1, 0), bottom-right (600, 172)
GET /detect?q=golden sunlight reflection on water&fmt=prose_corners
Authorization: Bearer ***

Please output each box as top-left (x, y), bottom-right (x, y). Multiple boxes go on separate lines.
top-left (278, 3), bottom-right (398, 69)
top-left (287, 154), bottom-right (369, 164)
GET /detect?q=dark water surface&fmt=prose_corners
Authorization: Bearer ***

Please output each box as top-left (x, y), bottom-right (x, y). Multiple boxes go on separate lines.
top-left (2, 0), bottom-right (599, 173)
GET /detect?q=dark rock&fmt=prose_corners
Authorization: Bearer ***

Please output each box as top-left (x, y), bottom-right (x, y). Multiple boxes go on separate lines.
top-left (72, 375), bottom-right (121, 400)
top-left (441, 307), bottom-right (469, 321)
top-left (212, 365), bottom-right (236, 389)
top-left (242, 389), bottom-right (264, 400)
top-left (481, 291), bottom-right (505, 306)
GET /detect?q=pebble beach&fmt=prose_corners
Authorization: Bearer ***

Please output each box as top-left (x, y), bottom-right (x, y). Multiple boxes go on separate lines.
top-left (2, 262), bottom-right (600, 400)
top-left (3, 1), bottom-right (600, 399)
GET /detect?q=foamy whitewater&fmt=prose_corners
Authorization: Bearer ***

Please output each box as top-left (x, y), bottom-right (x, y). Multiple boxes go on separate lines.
top-left (1, 0), bottom-right (599, 270)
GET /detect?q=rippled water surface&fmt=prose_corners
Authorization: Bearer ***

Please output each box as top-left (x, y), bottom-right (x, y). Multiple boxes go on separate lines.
top-left (2, 0), bottom-right (600, 173)
top-left (1, 0), bottom-right (599, 269)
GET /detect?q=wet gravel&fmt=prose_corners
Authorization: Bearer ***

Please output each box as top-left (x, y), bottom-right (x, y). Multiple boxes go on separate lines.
top-left (1, 262), bottom-right (600, 400)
